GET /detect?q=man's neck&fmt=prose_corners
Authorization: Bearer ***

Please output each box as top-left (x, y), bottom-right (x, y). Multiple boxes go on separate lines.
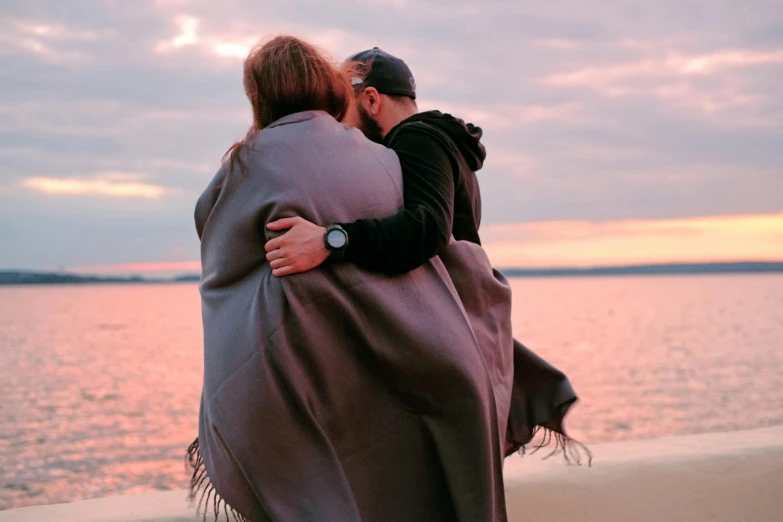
top-left (381, 105), bottom-right (418, 139)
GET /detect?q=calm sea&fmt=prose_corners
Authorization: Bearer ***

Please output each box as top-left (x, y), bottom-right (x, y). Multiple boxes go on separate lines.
top-left (1, 275), bottom-right (782, 509)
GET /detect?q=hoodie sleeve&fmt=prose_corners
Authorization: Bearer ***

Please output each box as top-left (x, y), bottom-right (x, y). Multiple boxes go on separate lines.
top-left (339, 127), bottom-right (455, 274)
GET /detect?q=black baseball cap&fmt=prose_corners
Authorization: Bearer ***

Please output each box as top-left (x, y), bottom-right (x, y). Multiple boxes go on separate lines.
top-left (346, 47), bottom-right (417, 100)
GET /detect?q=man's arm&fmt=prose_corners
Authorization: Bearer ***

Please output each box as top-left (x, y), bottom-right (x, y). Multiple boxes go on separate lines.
top-left (342, 129), bottom-right (455, 273)
top-left (265, 127), bottom-right (455, 276)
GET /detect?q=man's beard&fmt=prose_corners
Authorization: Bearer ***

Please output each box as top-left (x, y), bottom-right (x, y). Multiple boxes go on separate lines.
top-left (357, 103), bottom-right (384, 144)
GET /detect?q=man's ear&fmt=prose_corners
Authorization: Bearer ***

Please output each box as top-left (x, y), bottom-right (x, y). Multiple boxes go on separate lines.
top-left (363, 87), bottom-right (381, 116)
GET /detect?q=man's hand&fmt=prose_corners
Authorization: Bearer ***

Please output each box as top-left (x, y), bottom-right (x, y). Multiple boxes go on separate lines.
top-left (265, 217), bottom-right (329, 276)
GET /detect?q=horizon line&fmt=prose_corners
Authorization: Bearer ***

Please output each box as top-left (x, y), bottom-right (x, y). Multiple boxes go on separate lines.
top-left (3, 260), bottom-right (783, 279)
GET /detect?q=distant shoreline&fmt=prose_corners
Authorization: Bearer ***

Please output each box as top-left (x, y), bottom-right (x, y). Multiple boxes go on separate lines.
top-left (0, 272), bottom-right (201, 286)
top-left (1, 262), bottom-right (782, 286)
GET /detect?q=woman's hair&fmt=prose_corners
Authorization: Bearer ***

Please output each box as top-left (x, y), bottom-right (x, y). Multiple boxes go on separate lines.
top-left (223, 35), bottom-right (355, 176)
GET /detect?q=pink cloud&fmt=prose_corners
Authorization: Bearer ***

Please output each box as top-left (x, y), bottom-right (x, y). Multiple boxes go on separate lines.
top-left (154, 14), bottom-right (376, 63)
top-left (22, 173), bottom-right (166, 199)
top-left (544, 48), bottom-right (783, 90)
top-left (0, 17), bottom-right (114, 61)
top-left (540, 47), bottom-right (783, 123)
top-left (417, 99), bottom-right (586, 130)
top-left (531, 39), bottom-right (585, 50)
top-left (681, 49), bottom-right (783, 74)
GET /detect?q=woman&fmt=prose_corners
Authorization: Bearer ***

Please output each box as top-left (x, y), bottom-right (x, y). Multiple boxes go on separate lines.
top-left (186, 36), bottom-right (515, 522)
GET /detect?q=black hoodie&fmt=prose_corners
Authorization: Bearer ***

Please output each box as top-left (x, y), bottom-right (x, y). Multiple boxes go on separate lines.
top-left (340, 110), bottom-right (487, 274)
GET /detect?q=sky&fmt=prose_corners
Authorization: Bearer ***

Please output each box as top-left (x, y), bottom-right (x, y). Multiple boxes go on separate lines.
top-left (1, 0), bottom-right (781, 273)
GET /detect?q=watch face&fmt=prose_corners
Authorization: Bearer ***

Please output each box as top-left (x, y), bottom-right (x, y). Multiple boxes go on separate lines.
top-left (327, 229), bottom-right (347, 249)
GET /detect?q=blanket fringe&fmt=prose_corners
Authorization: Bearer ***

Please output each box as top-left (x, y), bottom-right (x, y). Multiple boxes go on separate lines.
top-left (186, 438), bottom-right (250, 522)
top-left (186, 427), bottom-right (590, 522)
top-left (519, 427), bottom-right (593, 467)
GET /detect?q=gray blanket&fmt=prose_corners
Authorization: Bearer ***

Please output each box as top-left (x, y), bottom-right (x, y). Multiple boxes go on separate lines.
top-left (189, 111), bottom-right (516, 522)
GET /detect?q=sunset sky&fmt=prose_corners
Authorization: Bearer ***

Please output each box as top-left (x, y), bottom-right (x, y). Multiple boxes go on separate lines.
top-left (1, 0), bottom-right (781, 273)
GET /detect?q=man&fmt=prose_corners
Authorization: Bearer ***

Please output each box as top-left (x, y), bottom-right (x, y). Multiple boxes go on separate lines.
top-left (265, 48), bottom-right (586, 460)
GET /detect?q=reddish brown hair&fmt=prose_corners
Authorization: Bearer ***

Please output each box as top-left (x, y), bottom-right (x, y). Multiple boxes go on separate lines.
top-left (223, 35), bottom-right (355, 175)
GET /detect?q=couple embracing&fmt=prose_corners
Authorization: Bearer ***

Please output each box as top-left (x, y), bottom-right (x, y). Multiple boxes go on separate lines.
top-left (187, 35), bottom-right (586, 522)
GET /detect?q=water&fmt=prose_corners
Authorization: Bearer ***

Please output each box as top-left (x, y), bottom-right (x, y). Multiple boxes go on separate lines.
top-left (1, 275), bottom-right (782, 510)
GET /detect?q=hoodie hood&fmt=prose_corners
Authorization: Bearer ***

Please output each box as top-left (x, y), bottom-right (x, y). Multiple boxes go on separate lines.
top-left (391, 110), bottom-right (486, 171)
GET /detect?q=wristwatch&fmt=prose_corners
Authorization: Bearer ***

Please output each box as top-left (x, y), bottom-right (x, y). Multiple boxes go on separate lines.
top-left (324, 224), bottom-right (349, 261)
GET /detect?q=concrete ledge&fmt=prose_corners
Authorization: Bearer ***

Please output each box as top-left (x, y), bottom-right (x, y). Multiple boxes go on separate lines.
top-left (2, 426), bottom-right (782, 522)
top-left (504, 426), bottom-right (783, 522)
